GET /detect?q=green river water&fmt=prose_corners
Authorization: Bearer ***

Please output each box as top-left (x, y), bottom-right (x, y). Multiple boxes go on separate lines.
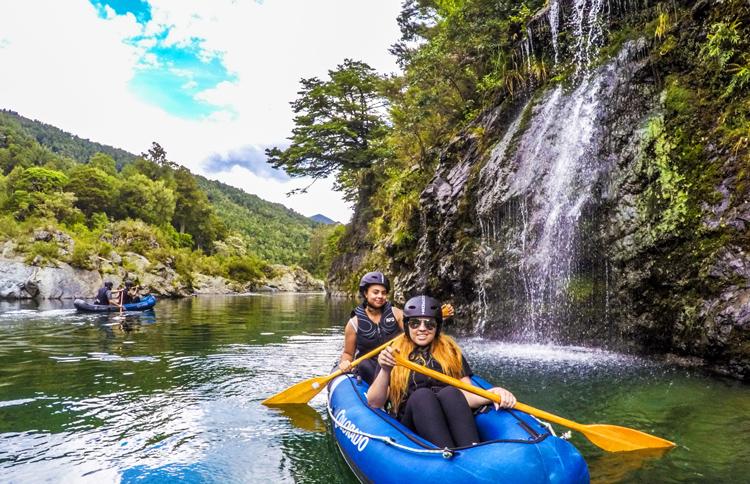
top-left (0, 294), bottom-right (747, 483)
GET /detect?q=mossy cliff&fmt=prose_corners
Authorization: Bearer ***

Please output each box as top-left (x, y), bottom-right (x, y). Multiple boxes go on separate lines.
top-left (329, 0), bottom-right (750, 379)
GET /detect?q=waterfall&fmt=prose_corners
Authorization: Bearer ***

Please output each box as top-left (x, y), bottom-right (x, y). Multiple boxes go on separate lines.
top-left (571, 0), bottom-right (607, 75)
top-left (549, 0), bottom-right (560, 65)
top-left (473, 2), bottom-right (634, 342)
top-left (477, 75), bottom-right (606, 341)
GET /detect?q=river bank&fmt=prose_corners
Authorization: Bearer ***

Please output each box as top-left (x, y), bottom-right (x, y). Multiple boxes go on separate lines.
top-left (0, 247), bottom-right (324, 300)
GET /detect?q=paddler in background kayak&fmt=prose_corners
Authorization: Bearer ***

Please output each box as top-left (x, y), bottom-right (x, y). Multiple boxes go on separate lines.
top-left (121, 280), bottom-right (142, 304)
top-left (338, 272), bottom-right (454, 385)
top-left (367, 295), bottom-right (516, 449)
top-left (94, 281), bottom-right (124, 309)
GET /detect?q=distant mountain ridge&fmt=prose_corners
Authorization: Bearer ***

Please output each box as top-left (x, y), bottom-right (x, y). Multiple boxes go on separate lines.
top-left (309, 214), bottom-right (336, 224)
top-left (0, 109), bottom-right (317, 264)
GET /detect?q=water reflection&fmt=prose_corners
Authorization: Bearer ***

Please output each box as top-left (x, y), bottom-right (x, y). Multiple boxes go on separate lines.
top-left (0, 295), bottom-right (747, 483)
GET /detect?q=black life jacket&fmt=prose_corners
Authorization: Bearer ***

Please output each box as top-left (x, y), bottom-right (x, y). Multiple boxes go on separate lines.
top-left (353, 301), bottom-right (399, 356)
top-left (95, 287), bottom-right (110, 305)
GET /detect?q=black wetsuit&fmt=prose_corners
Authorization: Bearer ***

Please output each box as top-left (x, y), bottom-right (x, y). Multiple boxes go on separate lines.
top-left (396, 347), bottom-right (479, 448)
top-left (351, 302), bottom-right (399, 384)
top-left (95, 287), bottom-right (111, 305)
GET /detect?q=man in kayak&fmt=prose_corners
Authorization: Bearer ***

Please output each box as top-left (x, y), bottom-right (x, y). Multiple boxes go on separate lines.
top-left (94, 281), bottom-right (121, 306)
top-left (367, 295), bottom-right (516, 448)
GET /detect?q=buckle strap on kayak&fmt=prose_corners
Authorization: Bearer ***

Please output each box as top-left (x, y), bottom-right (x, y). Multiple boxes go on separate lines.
top-left (327, 404), bottom-right (455, 459)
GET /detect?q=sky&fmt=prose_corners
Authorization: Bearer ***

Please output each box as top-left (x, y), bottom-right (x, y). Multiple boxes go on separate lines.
top-left (0, 0), bottom-right (404, 223)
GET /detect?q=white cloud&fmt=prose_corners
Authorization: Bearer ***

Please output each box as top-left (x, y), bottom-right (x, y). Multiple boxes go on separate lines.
top-left (0, 0), bottom-right (403, 222)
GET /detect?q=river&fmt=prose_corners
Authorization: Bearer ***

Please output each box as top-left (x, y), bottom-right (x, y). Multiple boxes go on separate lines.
top-left (0, 294), bottom-right (747, 483)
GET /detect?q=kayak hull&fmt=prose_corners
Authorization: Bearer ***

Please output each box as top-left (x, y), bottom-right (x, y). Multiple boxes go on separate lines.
top-left (74, 294), bottom-right (157, 312)
top-left (327, 374), bottom-right (589, 484)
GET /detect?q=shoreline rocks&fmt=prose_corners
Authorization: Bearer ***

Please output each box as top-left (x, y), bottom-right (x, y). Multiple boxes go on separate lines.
top-left (0, 256), bottom-right (325, 300)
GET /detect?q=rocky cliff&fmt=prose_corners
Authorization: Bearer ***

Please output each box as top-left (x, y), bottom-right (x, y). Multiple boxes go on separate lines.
top-left (332, 0), bottom-right (750, 379)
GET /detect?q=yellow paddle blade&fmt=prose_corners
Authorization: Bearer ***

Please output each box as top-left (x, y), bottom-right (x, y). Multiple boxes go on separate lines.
top-left (262, 374), bottom-right (332, 405)
top-left (580, 424), bottom-right (676, 452)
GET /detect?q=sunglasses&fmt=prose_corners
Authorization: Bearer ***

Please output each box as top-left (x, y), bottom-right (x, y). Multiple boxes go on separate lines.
top-left (407, 318), bottom-right (437, 330)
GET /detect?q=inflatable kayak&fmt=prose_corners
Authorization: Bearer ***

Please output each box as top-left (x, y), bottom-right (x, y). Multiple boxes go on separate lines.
top-left (327, 374), bottom-right (589, 484)
top-left (74, 294), bottom-right (157, 312)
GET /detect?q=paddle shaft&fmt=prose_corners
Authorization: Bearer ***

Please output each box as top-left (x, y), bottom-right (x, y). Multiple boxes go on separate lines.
top-left (262, 336), bottom-right (402, 405)
top-left (330, 336), bottom-right (401, 380)
top-left (394, 353), bottom-right (585, 433)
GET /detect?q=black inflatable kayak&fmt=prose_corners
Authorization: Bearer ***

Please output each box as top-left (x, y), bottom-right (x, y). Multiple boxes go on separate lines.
top-left (74, 294), bottom-right (157, 312)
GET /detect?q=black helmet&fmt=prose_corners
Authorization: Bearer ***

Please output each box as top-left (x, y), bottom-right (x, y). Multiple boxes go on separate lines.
top-left (104, 281), bottom-right (113, 289)
top-left (359, 271), bottom-right (390, 295)
top-left (124, 280), bottom-right (134, 288)
top-left (403, 295), bottom-right (443, 339)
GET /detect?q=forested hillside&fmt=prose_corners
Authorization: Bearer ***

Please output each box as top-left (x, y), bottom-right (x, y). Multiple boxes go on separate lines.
top-left (0, 109), bottom-right (327, 267)
top-left (196, 176), bottom-right (317, 265)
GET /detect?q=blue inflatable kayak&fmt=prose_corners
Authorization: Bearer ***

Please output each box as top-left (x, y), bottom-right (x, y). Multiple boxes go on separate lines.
top-left (74, 294), bottom-right (157, 312)
top-left (327, 374), bottom-right (589, 483)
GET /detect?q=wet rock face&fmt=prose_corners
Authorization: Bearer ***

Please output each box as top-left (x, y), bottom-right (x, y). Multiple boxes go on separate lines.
top-left (404, 38), bottom-right (658, 340)
top-left (396, 5), bottom-right (747, 378)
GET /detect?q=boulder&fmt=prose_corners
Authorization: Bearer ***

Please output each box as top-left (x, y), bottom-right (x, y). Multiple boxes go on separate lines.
top-left (0, 258), bottom-right (35, 299)
top-left (0, 257), bottom-right (101, 299)
top-left (192, 274), bottom-right (235, 295)
top-left (263, 265), bottom-right (325, 292)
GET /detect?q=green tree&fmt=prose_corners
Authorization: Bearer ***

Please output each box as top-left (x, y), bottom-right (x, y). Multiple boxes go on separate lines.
top-left (266, 59), bottom-right (390, 201)
top-left (8, 166), bottom-right (68, 193)
top-left (5, 166), bottom-right (80, 221)
top-left (66, 165), bottom-right (118, 217)
top-left (89, 152), bottom-right (117, 176)
top-left (117, 173), bottom-right (175, 226)
top-left (302, 223), bottom-right (345, 278)
top-left (171, 167), bottom-right (223, 249)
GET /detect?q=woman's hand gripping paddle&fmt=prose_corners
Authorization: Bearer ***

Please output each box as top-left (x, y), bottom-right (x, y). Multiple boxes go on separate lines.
top-left (392, 351), bottom-right (676, 453)
top-left (263, 336), bottom-right (402, 406)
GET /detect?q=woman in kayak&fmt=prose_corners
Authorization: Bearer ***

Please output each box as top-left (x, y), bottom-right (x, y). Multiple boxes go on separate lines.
top-left (367, 295), bottom-right (516, 448)
top-left (338, 272), bottom-right (404, 385)
top-left (338, 272), bottom-right (455, 385)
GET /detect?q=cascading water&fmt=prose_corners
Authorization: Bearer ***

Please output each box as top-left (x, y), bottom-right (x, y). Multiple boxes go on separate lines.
top-left (549, 0), bottom-right (561, 65)
top-left (571, 0), bottom-right (607, 75)
top-left (473, 1), bottom-right (637, 342)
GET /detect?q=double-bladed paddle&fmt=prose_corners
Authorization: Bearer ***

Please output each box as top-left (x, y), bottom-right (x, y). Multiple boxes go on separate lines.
top-left (392, 351), bottom-right (676, 453)
top-left (262, 336), bottom-right (402, 405)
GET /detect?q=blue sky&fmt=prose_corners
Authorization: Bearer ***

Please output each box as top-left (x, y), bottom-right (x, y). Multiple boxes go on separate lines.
top-left (92, 0), bottom-right (236, 119)
top-left (0, 0), bottom-right (402, 222)
top-left (92, 0), bottom-right (152, 22)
